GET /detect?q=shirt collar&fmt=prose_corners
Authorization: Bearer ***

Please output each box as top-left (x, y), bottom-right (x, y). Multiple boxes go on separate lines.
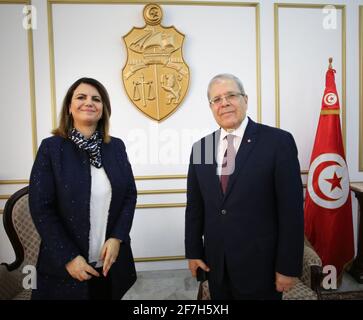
top-left (220, 116), bottom-right (249, 141)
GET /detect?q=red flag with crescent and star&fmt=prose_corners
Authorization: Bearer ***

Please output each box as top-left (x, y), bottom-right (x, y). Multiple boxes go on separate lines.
top-left (304, 63), bottom-right (354, 281)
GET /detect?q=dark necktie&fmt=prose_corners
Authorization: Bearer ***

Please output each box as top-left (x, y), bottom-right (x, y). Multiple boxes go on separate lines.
top-left (220, 134), bottom-right (236, 194)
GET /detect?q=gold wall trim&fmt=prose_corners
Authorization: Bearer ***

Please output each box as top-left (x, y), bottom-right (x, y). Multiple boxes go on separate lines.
top-left (0, 180), bottom-right (29, 185)
top-left (274, 3), bottom-right (280, 128)
top-left (0, 202), bottom-right (186, 213)
top-left (134, 255), bottom-right (185, 262)
top-left (47, 1), bottom-right (57, 129)
top-left (135, 174), bottom-right (186, 180)
top-left (274, 3), bottom-right (346, 147)
top-left (0, 0), bottom-right (27, 2)
top-left (138, 189), bottom-right (186, 195)
top-left (342, 5), bottom-right (346, 150)
top-left (360, 6), bottom-right (363, 171)
top-left (0, 195), bottom-right (11, 200)
top-left (255, 3), bottom-right (261, 122)
top-left (136, 203), bottom-right (186, 209)
top-left (275, 3), bottom-right (345, 9)
top-left (0, 209), bottom-right (3, 215)
top-left (0, 171), bottom-right (309, 184)
top-left (47, 0), bottom-right (261, 127)
top-left (0, 176), bottom-right (186, 183)
top-left (27, 0), bottom-right (38, 158)
top-left (0, 0), bottom-right (38, 161)
top-left (49, 0), bottom-right (258, 6)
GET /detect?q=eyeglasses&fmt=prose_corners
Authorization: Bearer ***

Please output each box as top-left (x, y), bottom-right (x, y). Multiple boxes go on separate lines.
top-left (209, 92), bottom-right (245, 106)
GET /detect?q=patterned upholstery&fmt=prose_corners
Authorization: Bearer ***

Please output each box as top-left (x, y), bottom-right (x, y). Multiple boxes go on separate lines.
top-left (197, 279), bottom-right (211, 300)
top-left (283, 279), bottom-right (318, 300)
top-left (0, 187), bottom-right (41, 300)
top-left (11, 193), bottom-right (41, 269)
top-left (0, 265), bottom-right (23, 299)
top-left (299, 245), bottom-right (322, 288)
top-left (197, 239), bottom-right (322, 300)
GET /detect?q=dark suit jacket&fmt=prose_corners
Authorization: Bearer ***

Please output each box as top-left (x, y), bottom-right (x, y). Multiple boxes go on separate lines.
top-left (185, 118), bottom-right (304, 294)
top-left (29, 135), bottom-right (137, 300)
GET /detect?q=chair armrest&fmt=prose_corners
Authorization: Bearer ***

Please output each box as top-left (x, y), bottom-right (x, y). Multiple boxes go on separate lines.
top-left (283, 279), bottom-right (318, 300)
top-left (300, 245), bottom-right (322, 287)
top-left (0, 264), bottom-right (23, 300)
top-left (197, 280), bottom-right (211, 300)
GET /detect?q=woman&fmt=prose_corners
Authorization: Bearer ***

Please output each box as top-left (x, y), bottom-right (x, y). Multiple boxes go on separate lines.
top-left (29, 78), bottom-right (137, 300)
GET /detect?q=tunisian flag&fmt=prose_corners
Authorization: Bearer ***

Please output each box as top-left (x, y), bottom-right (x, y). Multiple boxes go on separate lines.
top-left (304, 65), bottom-right (354, 280)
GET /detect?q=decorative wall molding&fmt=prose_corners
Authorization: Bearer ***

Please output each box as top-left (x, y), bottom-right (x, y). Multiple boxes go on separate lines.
top-left (360, 6), bottom-right (363, 171)
top-left (274, 3), bottom-right (346, 147)
top-left (47, 0), bottom-right (262, 128)
top-left (0, 0), bottom-right (38, 174)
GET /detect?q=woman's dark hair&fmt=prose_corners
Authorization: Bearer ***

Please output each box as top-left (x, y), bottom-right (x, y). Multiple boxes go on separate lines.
top-left (52, 77), bottom-right (111, 143)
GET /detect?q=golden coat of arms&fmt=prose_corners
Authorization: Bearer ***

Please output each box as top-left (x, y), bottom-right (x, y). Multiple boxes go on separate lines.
top-left (122, 3), bottom-right (190, 121)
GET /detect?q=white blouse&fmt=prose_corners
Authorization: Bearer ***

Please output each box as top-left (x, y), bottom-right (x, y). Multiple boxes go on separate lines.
top-left (88, 165), bottom-right (112, 268)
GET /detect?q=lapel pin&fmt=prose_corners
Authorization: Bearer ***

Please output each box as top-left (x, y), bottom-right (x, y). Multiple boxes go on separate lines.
top-left (247, 139), bottom-right (251, 143)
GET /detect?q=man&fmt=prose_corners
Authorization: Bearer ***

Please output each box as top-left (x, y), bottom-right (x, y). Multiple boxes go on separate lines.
top-left (185, 74), bottom-right (304, 300)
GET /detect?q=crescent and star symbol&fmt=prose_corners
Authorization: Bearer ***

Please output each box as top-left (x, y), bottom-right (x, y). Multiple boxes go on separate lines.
top-left (307, 153), bottom-right (350, 209)
top-left (325, 171), bottom-right (342, 192)
top-left (323, 92), bottom-right (338, 106)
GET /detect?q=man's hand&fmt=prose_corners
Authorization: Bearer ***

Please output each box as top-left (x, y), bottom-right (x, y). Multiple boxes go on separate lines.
top-left (275, 272), bottom-right (298, 292)
top-left (66, 255), bottom-right (100, 281)
top-left (100, 238), bottom-right (121, 277)
top-left (188, 259), bottom-right (210, 277)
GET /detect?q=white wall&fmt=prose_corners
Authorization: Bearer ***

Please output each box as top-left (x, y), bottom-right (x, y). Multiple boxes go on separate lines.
top-left (1, 0), bottom-right (362, 271)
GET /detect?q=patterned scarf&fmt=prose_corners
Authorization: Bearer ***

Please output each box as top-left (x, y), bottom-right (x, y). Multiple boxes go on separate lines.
top-left (69, 128), bottom-right (103, 168)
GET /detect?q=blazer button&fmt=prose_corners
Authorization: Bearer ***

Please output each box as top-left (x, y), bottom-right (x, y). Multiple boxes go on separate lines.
top-left (221, 209), bottom-right (227, 215)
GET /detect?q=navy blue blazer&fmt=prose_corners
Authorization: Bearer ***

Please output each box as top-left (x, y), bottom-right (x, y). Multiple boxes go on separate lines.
top-left (185, 118), bottom-right (304, 294)
top-left (29, 135), bottom-right (137, 300)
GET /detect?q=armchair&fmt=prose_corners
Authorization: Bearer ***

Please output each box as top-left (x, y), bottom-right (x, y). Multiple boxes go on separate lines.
top-left (0, 186), bottom-right (40, 300)
top-left (283, 239), bottom-right (323, 300)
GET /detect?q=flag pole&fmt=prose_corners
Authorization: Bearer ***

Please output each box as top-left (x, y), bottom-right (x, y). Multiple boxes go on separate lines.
top-left (305, 55), bottom-right (354, 284)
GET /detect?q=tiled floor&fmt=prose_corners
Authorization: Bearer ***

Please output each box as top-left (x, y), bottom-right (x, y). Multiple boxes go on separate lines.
top-left (123, 269), bottom-right (198, 300)
top-left (326, 271), bottom-right (363, 293)
top-left (122, 269), bottom-right (363, 300)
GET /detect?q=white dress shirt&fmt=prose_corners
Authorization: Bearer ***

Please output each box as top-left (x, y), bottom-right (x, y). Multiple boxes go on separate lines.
top-left (217, 116), bottom-right (249, 176)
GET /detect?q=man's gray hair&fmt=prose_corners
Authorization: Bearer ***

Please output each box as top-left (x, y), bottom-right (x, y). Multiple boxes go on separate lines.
top-left (207, 73), bottom-right (246, 100)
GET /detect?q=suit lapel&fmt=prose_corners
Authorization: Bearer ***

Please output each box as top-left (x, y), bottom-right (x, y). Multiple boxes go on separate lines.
top-left (223, 118), bottom-right (260, 199)
top-left (100, 141), bottom-right (119, 189)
